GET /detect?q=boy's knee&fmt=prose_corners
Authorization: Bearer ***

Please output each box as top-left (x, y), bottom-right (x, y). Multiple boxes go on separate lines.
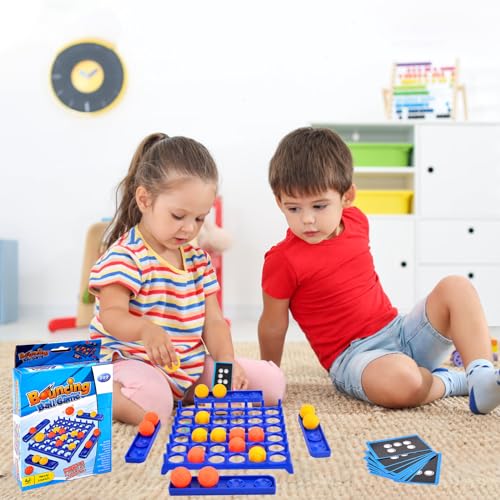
top-left (385, 368), bottom-right (429, 408)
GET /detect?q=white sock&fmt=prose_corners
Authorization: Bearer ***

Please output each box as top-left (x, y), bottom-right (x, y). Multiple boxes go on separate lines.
top-left (466, 359), bottom-right (500, 414)
top-left (432, 368), bottom-right (468, 397)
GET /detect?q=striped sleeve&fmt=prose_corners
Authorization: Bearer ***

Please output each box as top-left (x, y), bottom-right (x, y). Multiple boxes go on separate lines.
top-left (202, 251), bottom-right (220, 297)
top-left (89, 245), bottom-right (141, 297)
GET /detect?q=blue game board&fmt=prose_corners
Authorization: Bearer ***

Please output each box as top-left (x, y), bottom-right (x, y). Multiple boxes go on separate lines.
top-left (161, 390), bottom-right (294, 474)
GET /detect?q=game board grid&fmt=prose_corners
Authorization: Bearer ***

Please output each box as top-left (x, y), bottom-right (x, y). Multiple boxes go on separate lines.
top-left (162, 392), bottom-right (294, 474)
top-left (28, 417), bottom-right (95, 462)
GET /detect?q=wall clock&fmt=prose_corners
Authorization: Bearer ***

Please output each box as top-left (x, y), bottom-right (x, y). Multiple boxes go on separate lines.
top-left (50, 39), bottom-right (126, 114)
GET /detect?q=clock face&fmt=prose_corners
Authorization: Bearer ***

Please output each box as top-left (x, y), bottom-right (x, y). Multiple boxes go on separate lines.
top-left (50, 40), bottom-right (125, 113)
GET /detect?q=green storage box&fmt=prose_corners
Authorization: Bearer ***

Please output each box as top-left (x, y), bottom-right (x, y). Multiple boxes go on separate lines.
top-left (347, 143), bottom-right (413, 167)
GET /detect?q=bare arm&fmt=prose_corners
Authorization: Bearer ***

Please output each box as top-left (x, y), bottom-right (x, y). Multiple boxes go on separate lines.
top-left (202, 293), bottom-right (248, 389)
top-left (98, 284), bottom-right (177, 367)
top-left (258, 292), bottom-right (290, 367)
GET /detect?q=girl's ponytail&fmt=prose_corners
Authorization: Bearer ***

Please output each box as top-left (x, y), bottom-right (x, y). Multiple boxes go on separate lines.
top-left (103, 133), bottom-right (168, 249)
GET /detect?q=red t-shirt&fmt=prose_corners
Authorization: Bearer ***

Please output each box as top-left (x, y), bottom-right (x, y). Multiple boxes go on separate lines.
top-left (262, 207), bottom-right (398, 371)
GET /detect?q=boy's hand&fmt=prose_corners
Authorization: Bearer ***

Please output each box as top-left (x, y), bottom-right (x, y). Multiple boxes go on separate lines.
top-left (141, 323), bottom-right (178, 368)
top-left (231, 360), bottom-right (249, 390)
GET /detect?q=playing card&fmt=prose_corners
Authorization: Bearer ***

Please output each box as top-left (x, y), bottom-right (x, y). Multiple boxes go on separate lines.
top-left (367, 434), bottom-right (432, 460)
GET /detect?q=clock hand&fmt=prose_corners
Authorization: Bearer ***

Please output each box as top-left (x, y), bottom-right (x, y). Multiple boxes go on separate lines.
top-left (88, 68), bottom-right (98, 77)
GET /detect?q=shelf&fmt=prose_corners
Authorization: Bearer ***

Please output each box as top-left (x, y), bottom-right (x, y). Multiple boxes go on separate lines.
top-left (354, 167), bottom-right (414, 174)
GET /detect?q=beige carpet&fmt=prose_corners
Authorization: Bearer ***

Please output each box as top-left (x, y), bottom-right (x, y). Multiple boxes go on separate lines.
top-left (1, 341), bottom-right (499, 499)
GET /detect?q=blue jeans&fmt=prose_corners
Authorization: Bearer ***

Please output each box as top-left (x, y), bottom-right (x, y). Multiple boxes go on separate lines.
top-left (329, 298), bottom-right (453, 403)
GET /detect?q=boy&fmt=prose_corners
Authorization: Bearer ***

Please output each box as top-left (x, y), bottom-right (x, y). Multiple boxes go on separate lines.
top-left (258, 127), bottom-right (500, 414)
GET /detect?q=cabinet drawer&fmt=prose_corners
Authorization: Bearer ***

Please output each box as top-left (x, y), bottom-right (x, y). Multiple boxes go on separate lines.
top-left (418, 220), bottom-right (500, 263)
top-left (416, 265), bottom-right (500, 326)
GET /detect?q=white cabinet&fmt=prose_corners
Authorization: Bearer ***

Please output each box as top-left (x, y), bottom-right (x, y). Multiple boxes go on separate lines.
top-left (417, 125), bottom-right (500, 218)
top-left (313, 122), bottom-right (500, 326)
top-left (417, 266), bottom-right (500, 325)
top-left (369, 216), bottom-right (415, 313)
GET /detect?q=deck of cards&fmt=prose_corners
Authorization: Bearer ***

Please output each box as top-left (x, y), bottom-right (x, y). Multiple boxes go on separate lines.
top-left (364, 434), bottom-right (441, 485)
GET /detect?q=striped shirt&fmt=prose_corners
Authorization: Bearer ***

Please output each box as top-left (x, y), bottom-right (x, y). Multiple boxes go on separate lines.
top-left (88, 226), bottom-right (219, 399)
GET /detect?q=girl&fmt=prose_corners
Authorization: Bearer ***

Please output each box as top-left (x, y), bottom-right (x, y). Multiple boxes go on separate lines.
top-left (89, 133), bottom-right (285, 424)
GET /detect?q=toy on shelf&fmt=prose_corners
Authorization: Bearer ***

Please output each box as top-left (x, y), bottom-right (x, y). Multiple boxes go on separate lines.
top-left (297, 404), bottom-right (331, 458)
top-left (161, 389), bottom-right (294, 475)
top-left (125, 411), bottom-right (161, 463)
top-left (382, 60), bottom-right (468, 121)
top-left (450, 338), bottom-right (499, 367)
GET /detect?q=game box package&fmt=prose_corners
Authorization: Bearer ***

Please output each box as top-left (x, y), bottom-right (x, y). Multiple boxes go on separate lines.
top-left (12, 340), bottom-right (112, 491)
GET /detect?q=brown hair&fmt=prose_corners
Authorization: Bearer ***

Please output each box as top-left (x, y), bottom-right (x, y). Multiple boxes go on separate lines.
top-left (104, 133), bottom-right (218, 249)
top-left (269, 127), bottom-right (353, 199)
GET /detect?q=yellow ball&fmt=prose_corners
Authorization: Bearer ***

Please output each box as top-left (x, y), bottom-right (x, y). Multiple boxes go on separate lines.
top-left (195, 410), bottom-right (210, 425)
top-left (34, 433), bottom-right (45, 443)
top-left (191, 427), bottom-right (208, 443)
top-left (302, 413), bottom-right (320, 430)
top-left (164, 357), bottom-right (181, 374)
top-left (32, 455), bottom-right (40, 464)
top-left (90, 411), bottom-right (97, 417)
top-left (210, 427), bottom-right (227, 442)
top-left (194, 384), bottom-right (209, 399)
top-left (248, 445), bottom-right (267, 463)
top-left (299, 404), bottom-right (316, 419)
top-left (212, 383), bottom-right (227, 399)
top-left (77, 410), bottom-right (84, 416)
top-left (39, 457), bottom-right (48, 466)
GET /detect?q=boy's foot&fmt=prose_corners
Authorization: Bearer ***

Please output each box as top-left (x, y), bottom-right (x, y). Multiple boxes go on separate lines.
top-left (466, 359), bottom-right (500, 415)
top-left (432, 368), bottom-right (468, 397)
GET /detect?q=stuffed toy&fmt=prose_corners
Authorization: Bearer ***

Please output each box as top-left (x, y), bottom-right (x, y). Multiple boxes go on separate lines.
top-left (197, 219), bottom-right (232, 254)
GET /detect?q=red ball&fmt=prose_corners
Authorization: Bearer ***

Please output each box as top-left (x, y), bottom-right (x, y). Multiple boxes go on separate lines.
top-left (138, 419), bottom-right (155, 437)
top-left (144, 411), bottom-right (159, 426)
top-left (24, 465), bottom-right (34, 475)
top-left (171, 466), bottom-right (192, 488)
top-left (248, 426), bottom-right (265, 442)
top-left (229, 436), bottom-right (245, 452)
top-left (198, 466), bottom-right (219, 488)
top-left (65, 406), bottom-right (75, 415)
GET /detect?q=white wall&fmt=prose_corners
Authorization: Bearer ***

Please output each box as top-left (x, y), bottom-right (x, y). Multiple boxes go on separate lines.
top-left (1, 0), bottom-right (500, 323)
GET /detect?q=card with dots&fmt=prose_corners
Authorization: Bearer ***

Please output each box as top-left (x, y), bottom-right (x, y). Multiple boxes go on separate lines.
top-left (212, 362), bottom-right (233, 390)
top-left (364, 434), bottom-right (441, 485)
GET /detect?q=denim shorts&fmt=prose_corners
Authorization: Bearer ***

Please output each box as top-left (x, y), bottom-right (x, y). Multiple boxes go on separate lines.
top-left (329, 298), bottom-right (453, 403)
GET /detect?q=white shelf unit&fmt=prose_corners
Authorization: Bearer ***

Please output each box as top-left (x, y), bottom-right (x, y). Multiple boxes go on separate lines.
top-left (313, 122), bottom-right (500, 326)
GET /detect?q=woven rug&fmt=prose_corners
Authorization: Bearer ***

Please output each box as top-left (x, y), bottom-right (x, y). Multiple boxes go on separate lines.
top-left (1, 341), bottom-right (499, 499)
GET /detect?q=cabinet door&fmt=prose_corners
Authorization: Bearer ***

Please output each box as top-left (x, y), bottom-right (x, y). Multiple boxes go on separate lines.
top-left (368, 217), bottom-right (415, 313)
top-left (418, 220), bottom-right (500, 263)
top-left (416, 265), bottom-right (500, 326)
top-left (417, 125), bottom-right (500, 218)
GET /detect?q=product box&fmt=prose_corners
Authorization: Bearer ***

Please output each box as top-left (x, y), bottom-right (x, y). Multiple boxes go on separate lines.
top-left (12, 340), bottom-right (112, 491)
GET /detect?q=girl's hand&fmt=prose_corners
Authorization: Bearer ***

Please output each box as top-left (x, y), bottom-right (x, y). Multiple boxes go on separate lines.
top-left (231, 360), bottom-right (249, 390)
top-left (141, 323), bottom-right (178, 368)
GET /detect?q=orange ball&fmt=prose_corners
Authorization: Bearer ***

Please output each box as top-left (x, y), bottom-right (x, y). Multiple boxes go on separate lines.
top-left (171, 466), bottom-right (192, 488)
top-left (248, 426), bottom-right (265, 442)
top-left (24, 465), bottom-right (34, 475)
top-left (229, 436), bottom-right (245, 452)
top-left (198, 466), bottom-right (219, 488)
top-left (187, 446), bottom-right (205, 463)
top-left (29, 427), bottom-right (37, 434)
top-left (93, 428), bottom-right (101, 437)
top-left (138, 419), bottom-right (155, 437)
top-left (144, 411), bottom-right (159, 426)
top-left (229, 427), bottom-right (245, 440)
top-left (85, 440), bottom-right (93, 449)
top-left (65, 406), bottom-right (74, 415)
